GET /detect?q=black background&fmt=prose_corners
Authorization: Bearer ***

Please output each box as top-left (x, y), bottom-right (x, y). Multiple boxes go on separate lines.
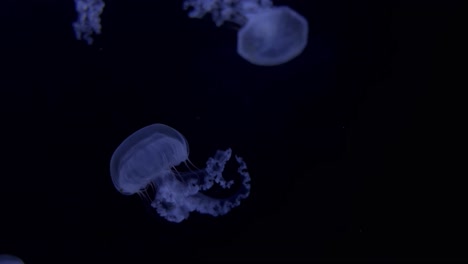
top-left (0, 0), bottom-right (463, 262)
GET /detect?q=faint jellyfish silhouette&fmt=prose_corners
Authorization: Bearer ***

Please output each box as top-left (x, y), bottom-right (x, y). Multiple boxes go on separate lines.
top-left (110, 123), bottom-right (251, 223)
top-left (0, 255), bottom-right (24, 264)
top-left (183, 0), bottom-right (309, 66)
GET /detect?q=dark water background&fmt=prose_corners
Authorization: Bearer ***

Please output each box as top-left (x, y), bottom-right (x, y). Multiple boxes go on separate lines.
top-left (0, 0), bottom-right (463, 262)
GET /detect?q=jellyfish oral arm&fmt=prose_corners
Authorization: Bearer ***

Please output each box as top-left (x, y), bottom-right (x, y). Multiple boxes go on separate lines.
top-left (151, 148), bottom-right (251, 223)
top-left (73, 0), bottom-right (105, 45)
top-left (183, 0), bottom-right (273, 27)
top-left (188, 154), bottom-right (251, 217)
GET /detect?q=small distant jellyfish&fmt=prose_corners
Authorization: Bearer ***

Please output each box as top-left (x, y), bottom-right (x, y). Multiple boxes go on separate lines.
top-left (183, 0), bottom-right (309, 66)
top-left (0, 255), bottom-right (24, 264)
top-left (110, 123), bottom-right (251, 223)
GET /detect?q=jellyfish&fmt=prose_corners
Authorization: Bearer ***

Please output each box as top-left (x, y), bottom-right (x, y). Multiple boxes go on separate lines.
top-left (183, 0), bottom-right (309, 66)
top-left (0, 255), bottom-right (24, 264)
top-left (110, 123), bottom-right (251, 223)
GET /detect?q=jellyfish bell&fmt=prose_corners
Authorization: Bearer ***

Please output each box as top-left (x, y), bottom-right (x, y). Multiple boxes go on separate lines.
top-left (110, 123), bottom-right (251, 223)
top-left (110, 124), bottom-right (190, 195)
top-left (237, 6), bottom-right (309, 66)
top-left (0, 254), bottom-right (24, 264)
top-left (183, 0), bottom-right (309, 66)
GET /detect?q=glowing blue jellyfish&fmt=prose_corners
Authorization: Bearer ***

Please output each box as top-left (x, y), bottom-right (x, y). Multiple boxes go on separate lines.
top-left (183, 0), bottom-right (309, 66)
top-left (110, 123), bottom-right (251, 223)
top-left (0, 255), bottom-right (24, 264)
